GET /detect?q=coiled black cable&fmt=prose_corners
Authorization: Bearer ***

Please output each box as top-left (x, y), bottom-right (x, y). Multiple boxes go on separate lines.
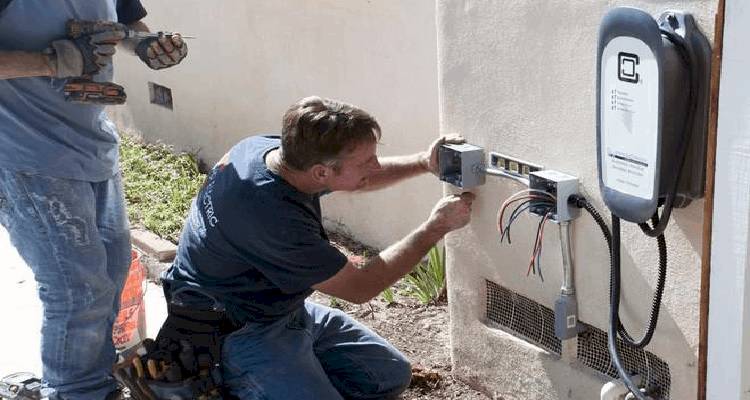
top-left (569, 195), bottom-right (668, 398)
top-left (570, 195), bottom-right (666, 347)
top-left (618, 214), bottom-right (667, 348)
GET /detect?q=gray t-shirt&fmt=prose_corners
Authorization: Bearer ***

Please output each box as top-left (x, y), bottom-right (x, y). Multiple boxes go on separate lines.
top-left (0, 0), bottom-right (146, 181)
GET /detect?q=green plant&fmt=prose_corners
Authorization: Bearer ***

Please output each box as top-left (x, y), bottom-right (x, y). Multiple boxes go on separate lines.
top-left (381, 286), bottom-right (395, 304)
top-left (403, 246), bottom-right (445, 305)
top-left (119, 135), bottom-right (206, 243)
top-left (329, 296), bottom-right (343, 309)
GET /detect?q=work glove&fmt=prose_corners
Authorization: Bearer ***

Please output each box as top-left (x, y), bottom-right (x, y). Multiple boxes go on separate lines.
top-left (46, 30), bottom-right (126, 78)
top-left (135, 33), bottom-right (188, 70)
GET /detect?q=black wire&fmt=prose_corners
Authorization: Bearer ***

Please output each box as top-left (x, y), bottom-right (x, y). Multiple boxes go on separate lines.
top-left (501, 200), bottom-right (533, 244)
top-left (640, 29), bottom-right (697, 238)
top-left (570, 194), bottom-right (667, 399)
top-left (530, 207), bottom-right (553, 281)
top-left (618, 214), bottom-right (667, 347)
top-left (501, 199), bottom-right (554, 244)
top-left (500, 199), bottom-right (553, 281)
top-left (531, 212), bottom-right (547, 278)
top-left (569, 195), bottom-right (667, 348)
top-left (608, 215), bottom-right (647, 400)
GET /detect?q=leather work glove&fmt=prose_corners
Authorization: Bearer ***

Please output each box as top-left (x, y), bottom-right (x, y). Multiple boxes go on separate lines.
top-left (46, 30), bottom-right (126, 78)
top-left (135, 33), bottom-right (188, 70)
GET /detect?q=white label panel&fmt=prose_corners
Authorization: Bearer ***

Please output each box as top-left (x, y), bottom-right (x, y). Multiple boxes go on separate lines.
top-left (600, 36), bottom-right (659, 200)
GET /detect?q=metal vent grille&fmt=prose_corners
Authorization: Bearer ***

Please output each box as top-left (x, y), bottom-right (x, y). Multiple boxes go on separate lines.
top-left (484, 280), bottom-right (671, 399)
top-left (485, 280), bottom-right (562, 355)
top-left (577, 323), bottom-right (671, 400)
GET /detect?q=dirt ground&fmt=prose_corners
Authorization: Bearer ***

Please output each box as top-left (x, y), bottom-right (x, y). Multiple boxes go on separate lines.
top-left (317, 232), bottom-right (491, 400)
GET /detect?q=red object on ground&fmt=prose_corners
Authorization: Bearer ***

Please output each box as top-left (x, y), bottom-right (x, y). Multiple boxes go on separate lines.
top-left (112, 249), bottom-right (147, 350)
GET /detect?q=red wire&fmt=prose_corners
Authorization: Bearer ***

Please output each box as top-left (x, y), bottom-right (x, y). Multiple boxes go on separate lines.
top-left (527, 211), bottom-right (552, 275)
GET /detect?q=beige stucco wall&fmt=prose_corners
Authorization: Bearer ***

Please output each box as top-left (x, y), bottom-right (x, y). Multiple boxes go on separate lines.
top-left (111, 0), bottom-right (441, 249)
top-left (438, 1), bottom-right (716, 399)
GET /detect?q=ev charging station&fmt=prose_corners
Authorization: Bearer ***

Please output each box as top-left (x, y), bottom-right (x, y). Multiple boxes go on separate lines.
top-left (438, 6), bottom-right (711, 400)
top-left (597, 7), bottom-right (710, 399)
top-left (597, 7), bottom-right (711, 224)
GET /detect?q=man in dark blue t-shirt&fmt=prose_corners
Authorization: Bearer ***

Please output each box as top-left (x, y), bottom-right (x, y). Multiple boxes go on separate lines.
top-left (164, 96), bottom-right (475, 399)
top-left (0, 2), bottom-right (187, 399)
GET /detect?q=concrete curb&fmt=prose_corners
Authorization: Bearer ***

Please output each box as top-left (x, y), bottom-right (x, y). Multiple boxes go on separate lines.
top-left (130, 229), bottom-right (176, 281)
top-left (130, 228), bottom-right (176, 262)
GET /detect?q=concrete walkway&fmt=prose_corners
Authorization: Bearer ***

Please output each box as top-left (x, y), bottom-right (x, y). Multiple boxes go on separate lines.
top-left (0, 226), bottom-right (167, 378)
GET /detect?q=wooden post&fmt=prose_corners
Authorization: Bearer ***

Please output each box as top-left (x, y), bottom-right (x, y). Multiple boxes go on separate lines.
top-left (698, 0), bottom-right (726, 398)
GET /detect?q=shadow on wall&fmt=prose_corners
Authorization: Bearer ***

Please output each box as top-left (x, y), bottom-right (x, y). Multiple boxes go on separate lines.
top-left (672, 199), bottom-right (705, 254)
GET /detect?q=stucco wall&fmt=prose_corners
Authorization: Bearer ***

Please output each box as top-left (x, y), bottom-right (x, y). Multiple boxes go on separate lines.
top-left (111, 0), bottom-right (440, 249)
top-left (437, 1), bottom-right (716, 399)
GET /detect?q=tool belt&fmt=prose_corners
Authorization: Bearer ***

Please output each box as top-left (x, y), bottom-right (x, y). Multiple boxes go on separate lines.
top-left (114, 288), bottom-right (242, 400)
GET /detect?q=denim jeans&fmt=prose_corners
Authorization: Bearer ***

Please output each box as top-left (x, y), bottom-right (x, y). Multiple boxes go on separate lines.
top-left (0, 169), bottom-right (131, 400)
top-left (221, 301), bottom-right (412, 400)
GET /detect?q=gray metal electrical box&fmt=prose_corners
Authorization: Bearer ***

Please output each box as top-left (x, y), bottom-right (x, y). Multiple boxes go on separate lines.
top-left (529, 170), bottom-right (580, 222)
top-left (438, 143), bottom-right (485, 189)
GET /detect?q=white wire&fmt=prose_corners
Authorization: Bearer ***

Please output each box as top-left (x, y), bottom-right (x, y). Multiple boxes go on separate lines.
top-left (507, 188), bottom-right (556, 201)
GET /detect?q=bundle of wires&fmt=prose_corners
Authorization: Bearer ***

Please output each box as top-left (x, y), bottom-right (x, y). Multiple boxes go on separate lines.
top-left (496, 189), bottom-right (556, 281)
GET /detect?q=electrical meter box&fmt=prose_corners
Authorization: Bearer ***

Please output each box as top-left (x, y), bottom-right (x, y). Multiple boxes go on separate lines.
top-left (438, 143), bottom-right (486, 189)
top-left (596, 8), bottom-right (710, 223)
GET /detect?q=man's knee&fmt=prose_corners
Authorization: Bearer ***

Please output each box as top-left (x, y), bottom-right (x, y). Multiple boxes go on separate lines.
top-left (380, 356), bottom-right (412, 397)
top-left (336, 356), bottom-right (411, 399)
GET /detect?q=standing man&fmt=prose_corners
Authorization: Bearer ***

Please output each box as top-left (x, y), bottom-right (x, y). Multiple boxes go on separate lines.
top-left (0, 1), bottom-right (187, 399)
top-left (163, 96), bottom-right (475, 399)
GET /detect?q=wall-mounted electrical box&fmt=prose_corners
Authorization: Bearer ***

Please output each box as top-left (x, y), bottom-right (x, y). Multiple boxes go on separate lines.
top-left (529, 170), bottom-right (580, 222)
top-left (438, 143), bottom-right (486, 189)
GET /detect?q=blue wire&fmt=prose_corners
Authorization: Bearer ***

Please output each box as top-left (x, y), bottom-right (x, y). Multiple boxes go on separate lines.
top-left (501, 201), bottom-right (532, 244)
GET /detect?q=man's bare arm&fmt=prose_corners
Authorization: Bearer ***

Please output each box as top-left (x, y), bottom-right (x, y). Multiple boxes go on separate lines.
top-left (313, 192), bottom-right (475, 303)
top-left (314, 222), bottom-right (442, 303)
top-left (359, 133), bottom-right (465, 192)
top-left (360, 153), bottom-right (429, 192)
top-left (0, 51), bottom-right (53, 80)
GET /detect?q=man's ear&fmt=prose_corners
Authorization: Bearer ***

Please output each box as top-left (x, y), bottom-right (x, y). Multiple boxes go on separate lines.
top-left (310, 164), bottom-right (330, 184)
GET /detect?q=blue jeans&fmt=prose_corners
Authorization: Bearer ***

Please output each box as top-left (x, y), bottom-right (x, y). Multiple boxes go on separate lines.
top-left (0, 169), bottom-right (131, 400)
top-left (221, 301), bottom-right (412, 400)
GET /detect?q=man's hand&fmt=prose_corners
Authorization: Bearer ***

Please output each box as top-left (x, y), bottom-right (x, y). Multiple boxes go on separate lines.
top-left (47, 30), bottom-right (126, 78)
top-left (422, 133), bottom-right (465, 176)
top-left (135, 33), bottom-right (188, 70)
top-left (425, 192), bottom-right (475, 236)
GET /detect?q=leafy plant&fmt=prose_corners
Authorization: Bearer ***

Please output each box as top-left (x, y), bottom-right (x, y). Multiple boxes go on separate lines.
top-left (403, 246), bottom-right (445, 305)
top-left (329, 296), bottom-right (344, 309)
top-left (119, 135), bottom-right (206, 243)
top-left (381, 286), bottom-right (395, 305)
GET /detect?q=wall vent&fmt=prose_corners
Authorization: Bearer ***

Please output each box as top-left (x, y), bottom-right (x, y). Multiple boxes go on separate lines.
top-left (484, 280), bottom-right (671, 399)
top-left (148, 82), bottom-right (173, 110)
top-left (577, 323), bottom-right (671, 400)
top-left (485, 280), bottom-right (562, 355)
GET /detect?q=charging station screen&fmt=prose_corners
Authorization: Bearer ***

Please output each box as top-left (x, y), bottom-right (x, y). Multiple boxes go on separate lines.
top-left (600, 36), bottom-right (659, 200)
